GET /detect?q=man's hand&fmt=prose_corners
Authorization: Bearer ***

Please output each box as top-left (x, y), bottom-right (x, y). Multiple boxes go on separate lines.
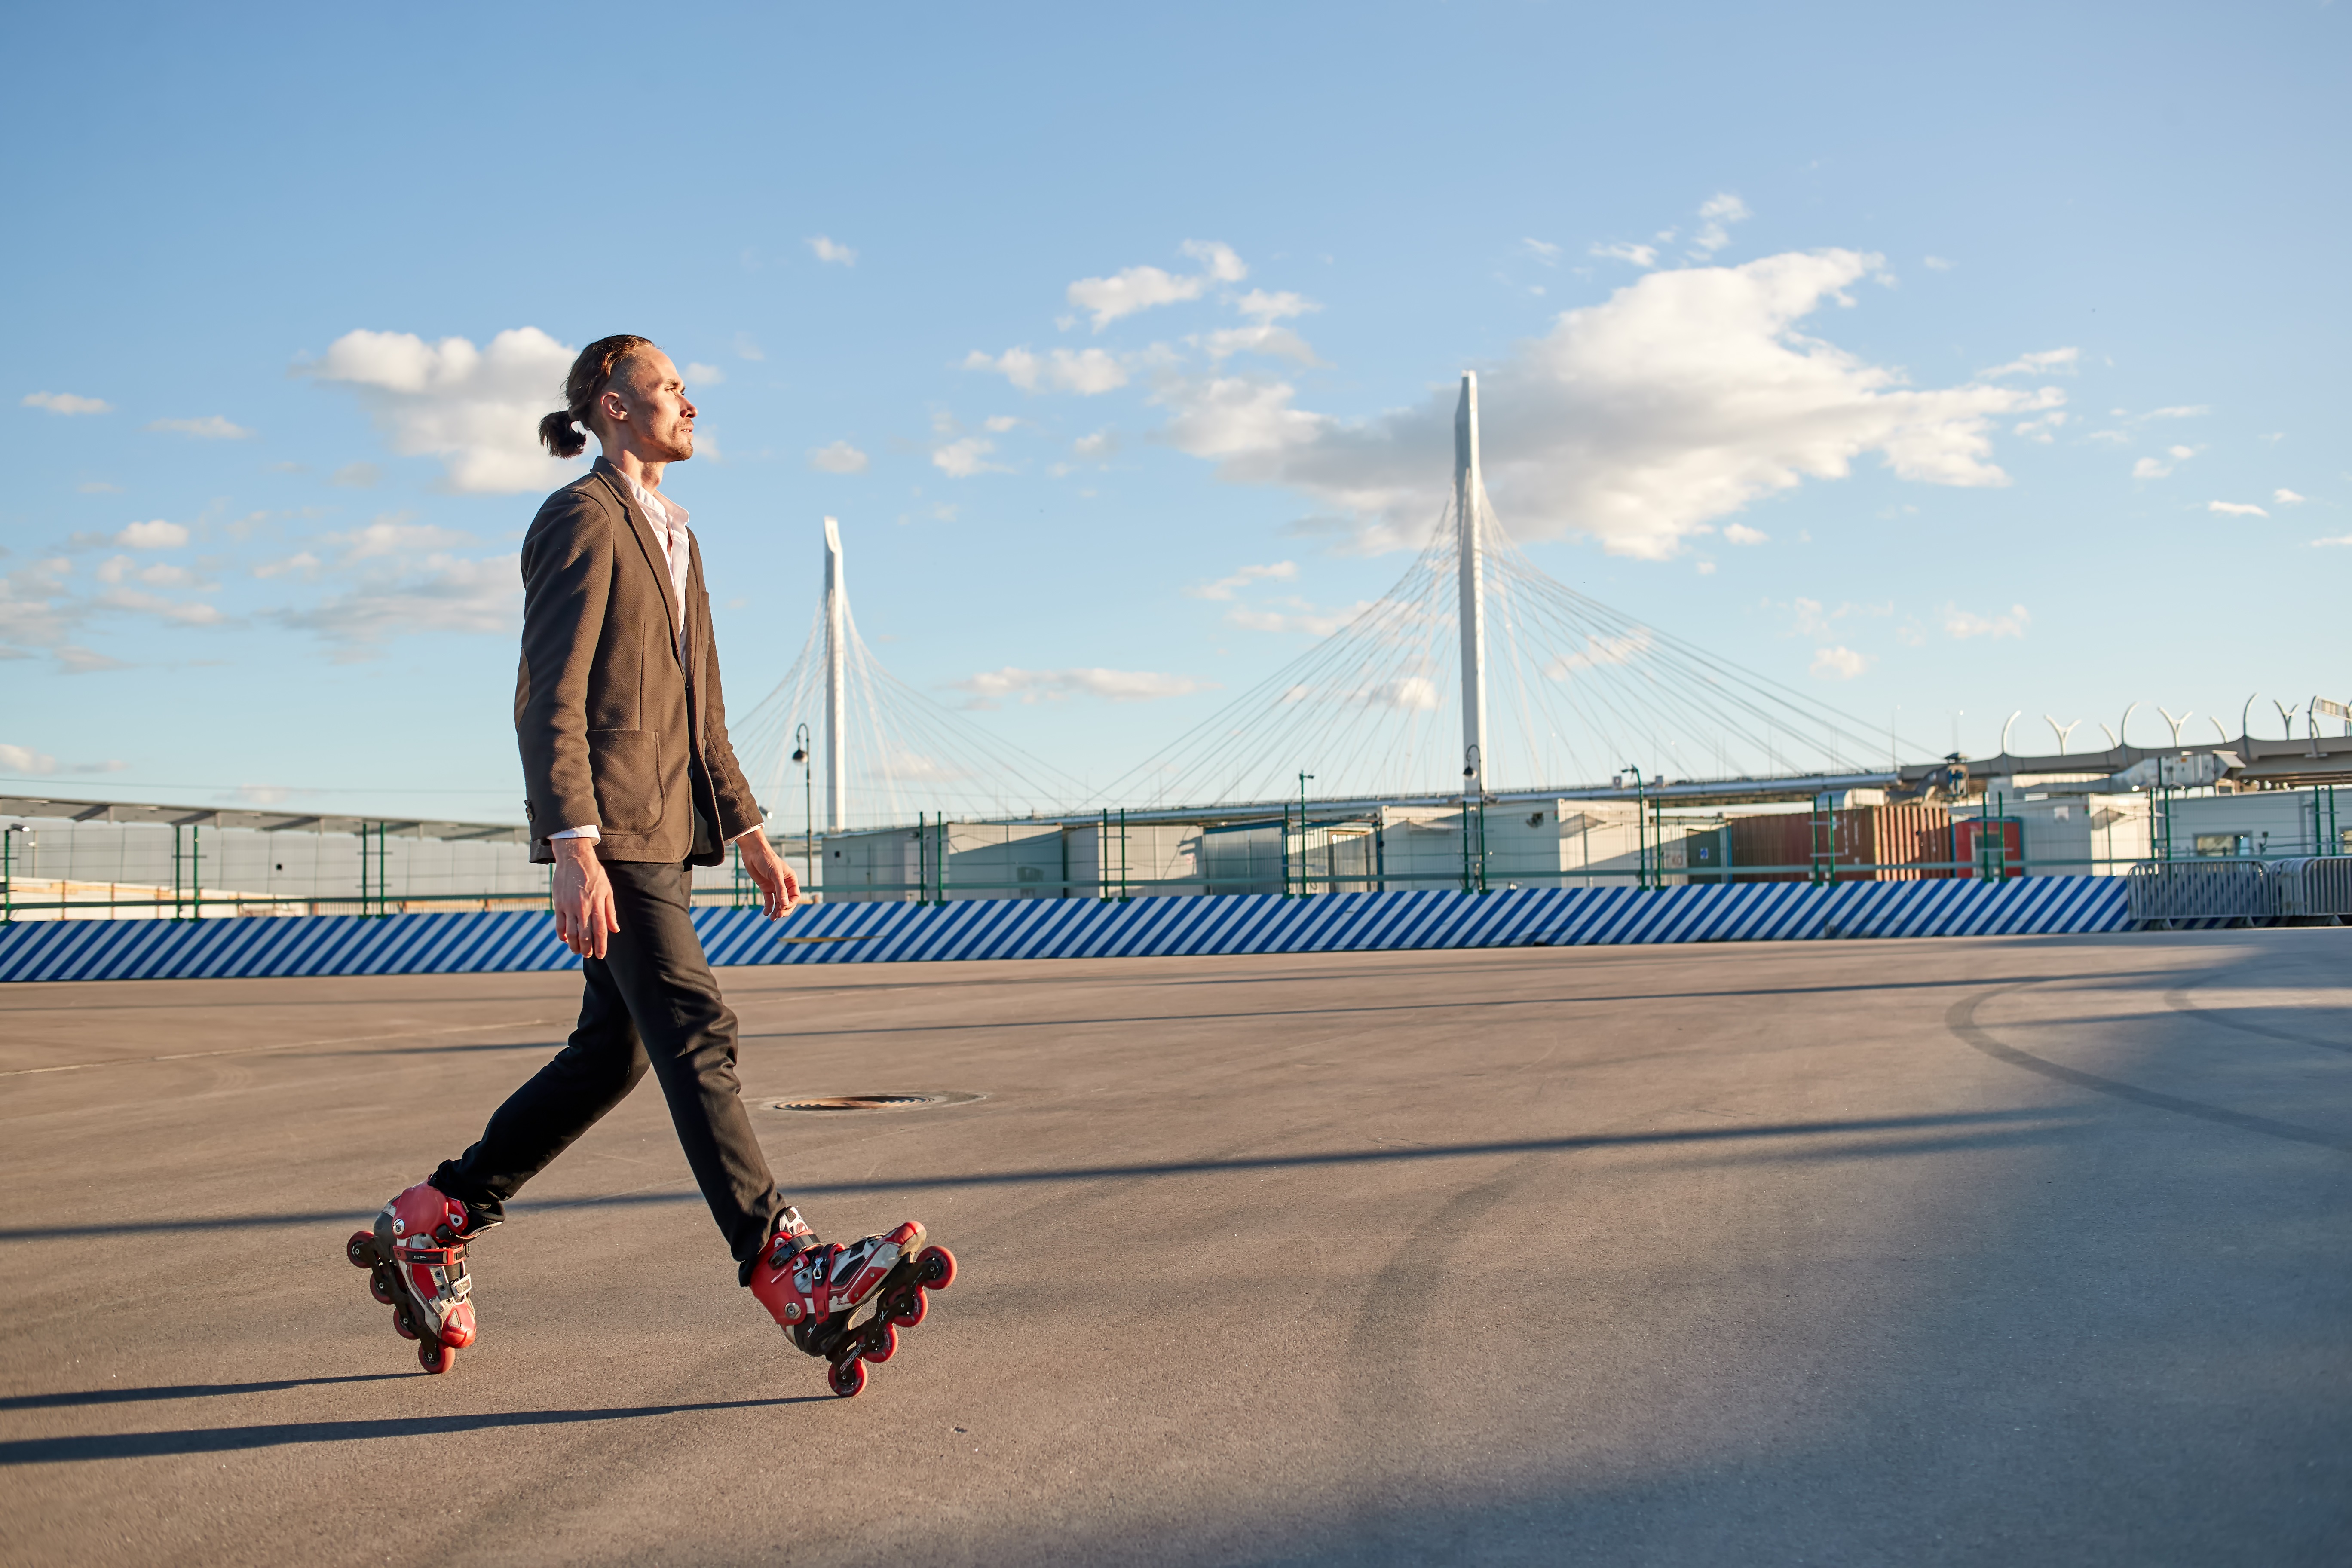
top-left (737, 831), bottom-right (802, 919)
top-left (552, 836), bottom-right (620, 958)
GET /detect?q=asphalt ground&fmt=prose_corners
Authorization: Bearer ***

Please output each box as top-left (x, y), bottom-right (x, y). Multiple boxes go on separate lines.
top-left (1, 927), bottom-right (2346, 1567)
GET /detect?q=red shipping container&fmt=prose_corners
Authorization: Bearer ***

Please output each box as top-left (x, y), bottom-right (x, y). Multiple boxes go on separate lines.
top-left (1951, 817), bottom-right (2025, 880)
top-left (1726, 803), bottom-right (1953, 883)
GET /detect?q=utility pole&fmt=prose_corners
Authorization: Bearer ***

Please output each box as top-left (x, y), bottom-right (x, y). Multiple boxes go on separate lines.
top-left (1455, 373), bottom-right (1489, 795)
top-left (1297, 771), bottom-right (1314, 896)
top-left (791, 722), bottom-right (814, 900)
top-left (822, 518), bottom-right (848, 831)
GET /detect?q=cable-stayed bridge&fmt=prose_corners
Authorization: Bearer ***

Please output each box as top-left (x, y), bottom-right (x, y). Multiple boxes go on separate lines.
top-left (736, 374), bottom-right (1971, 833)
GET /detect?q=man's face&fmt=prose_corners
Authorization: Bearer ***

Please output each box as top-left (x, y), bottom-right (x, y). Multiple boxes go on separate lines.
top-left (606, 348), bottom-right (697, 462)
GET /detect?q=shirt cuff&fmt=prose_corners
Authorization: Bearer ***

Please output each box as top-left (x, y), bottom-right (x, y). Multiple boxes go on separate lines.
top-left (726, 824), bottom-right (766, 845)
top-left (551, 825), bottom-right (600, 842)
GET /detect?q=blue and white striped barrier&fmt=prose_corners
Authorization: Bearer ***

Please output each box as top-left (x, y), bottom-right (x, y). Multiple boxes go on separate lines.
top-left (0, 876), bottom-right (2131, 984)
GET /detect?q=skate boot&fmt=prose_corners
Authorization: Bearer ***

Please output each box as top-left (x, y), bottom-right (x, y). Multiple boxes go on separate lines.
top-left (748, 1207), bottom-right (957, 1397)
top-left (343, 1183), bottom-right (495, 1374)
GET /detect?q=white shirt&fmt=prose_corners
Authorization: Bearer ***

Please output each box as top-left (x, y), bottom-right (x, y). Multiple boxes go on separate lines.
top-left (552, 472), bottom-right (754, 846)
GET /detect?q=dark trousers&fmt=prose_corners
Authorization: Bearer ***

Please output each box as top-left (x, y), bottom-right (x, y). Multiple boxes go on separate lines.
top-left (435, 860), bottom-right (784, 1281)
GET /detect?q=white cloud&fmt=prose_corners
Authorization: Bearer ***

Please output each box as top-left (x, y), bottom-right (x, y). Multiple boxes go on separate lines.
top-left (1066, 240), bottom-right (1246, 331)
top-left (1978, 347), bottom-right (2078, 378)
top-left (2314, 534), bottom-right (2352, 548)
top-left (1943, 602), bottom-right (2030, 639)
top-left (950, 666), bottom-right (1216, 707)
top-left (983, 415), bottom-right (1021, 433)
top-left (2013, 410), bottom-right (2070, 442)
top-left (96, 585), bottom-right (225, 626)
top-left (2274, 488), bottom-right (2305, 505)
top-left (95, 555), bottom-right (203, 588)
top-left (1722, 523), bottom-right (1769, 545)
top-left (1236, 290), bottom-right (1318, 323)
top-left (147, 415), bottom-right (253, 440)
top-left (734, 332), bottom-right (765, 362)
top-left (330, 462), bottom-right (380, 487)
top-left (963, 346), bottom-right (1131, 395)
top-left (270, 553), bottom-right (518, 658)
top-left (1071, 429), bottom-right (1118, 459)
top-left (1225, 597), bottom-right (1375, 636)
top-left (1810, 645), bottom-right (1872, 680)
top-left (116, 519), bottom-right (189, 549)
top-left (252, 551), bottom-right (322, 580)
top-left (1544, 629), bottom-right (1654, 678)
top-left (2208, 500), bottom-right (2268, 518)
top-left (684, 362), bottom-right (725, 385)
top-left (327, 515), bottom-right (476, 560)
top-left (1198, 325), bottom-right (1321, 365)
top-left (299, 326), bottom-right (581, 494)
top-left (1690, 193), bottom-right (1752, 254)
top-left (1589, 241), bottom-right (1659, 268)
top-left (2143, 405), bottom-right (2209, 420)
top-left (931, 437), bottom-right (1006, 478)
top-left (2132, 444), bottom-right (2198, 480)
top-left (0, 742), bottom-right (57, 774)
top-left (1185, 560), bottom-right (1298, 601)
top-left (22, 391), bottom-right (111, 415)
top-left (1521, 239), bottom-right (1562, 264)
top-left (1157, 249), bottom-right (2051, 559)
top-left (808, 440), bottom-right (869, 475)
top-left (1923, 256), bottom-right (1955, 271)
top-left (806, 235), bottom-right (858, 266)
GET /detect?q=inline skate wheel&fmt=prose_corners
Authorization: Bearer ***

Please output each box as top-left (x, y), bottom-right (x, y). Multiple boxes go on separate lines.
top-left (915, 1246), bottom-right (956, 1291)
top-left (828, 1357), bottom-right (867, 1398)
top-left (417, 1339), bottom-right (456, 1375)
top-left (885, 1288), bottom-right (928, 1329)
top-left (392, 1303), bottom-right (421, 1341)
top-left (369, 1266), bottom-right (397, 1306)
top-left (861, 1322), bottom-right (898, 1364)
top-left (346, 1231), bottom-right (378, 1268)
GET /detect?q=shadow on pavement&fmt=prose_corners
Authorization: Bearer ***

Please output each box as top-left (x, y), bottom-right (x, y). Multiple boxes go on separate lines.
top-left (0, 1373), bottom-right (408, 1412)
top-left (0, 1109), bottom-right (2080, 1242)
top-left (0, 1395), bottom-right (830, 1466)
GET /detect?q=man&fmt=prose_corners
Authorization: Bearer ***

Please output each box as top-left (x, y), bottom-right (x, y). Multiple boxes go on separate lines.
top-left (348, 335), bottom-right (950, 1394)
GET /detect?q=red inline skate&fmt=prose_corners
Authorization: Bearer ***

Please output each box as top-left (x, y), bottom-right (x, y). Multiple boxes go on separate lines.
top-left (343, 1183), bottom-right (493, 1374)
top-left (749, 1207), bottom-right (957, 1398)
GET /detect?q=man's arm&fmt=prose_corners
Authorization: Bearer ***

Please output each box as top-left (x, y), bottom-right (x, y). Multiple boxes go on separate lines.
top-left (517, 490), bottom-right (622, 956)
top-left (516, 490), bottom-right (614, 840)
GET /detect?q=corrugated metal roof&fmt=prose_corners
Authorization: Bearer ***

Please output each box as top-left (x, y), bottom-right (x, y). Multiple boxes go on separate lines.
top-left (0, 794), bottom-right (528, 844)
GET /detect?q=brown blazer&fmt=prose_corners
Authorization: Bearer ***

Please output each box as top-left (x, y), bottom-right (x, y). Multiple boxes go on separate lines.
top-left (514, 458), bottom-right (762, 866)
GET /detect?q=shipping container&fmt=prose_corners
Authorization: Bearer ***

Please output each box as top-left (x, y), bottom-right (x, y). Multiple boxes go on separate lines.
top-left (1727, 803), bottom-right (1954, 883)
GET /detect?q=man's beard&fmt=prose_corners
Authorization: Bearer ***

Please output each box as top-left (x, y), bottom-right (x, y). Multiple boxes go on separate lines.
top-left (652, 425), bottom-right (694, 462)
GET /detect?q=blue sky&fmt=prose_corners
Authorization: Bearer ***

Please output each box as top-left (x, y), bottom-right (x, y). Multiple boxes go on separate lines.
top-left (4, 2), bottom-right (2345, 822)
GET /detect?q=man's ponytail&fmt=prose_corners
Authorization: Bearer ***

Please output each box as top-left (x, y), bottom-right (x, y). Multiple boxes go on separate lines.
top-left (538, 409), bottom-right (588, 458)
top-left (540, 333), bottom-right (655, 458)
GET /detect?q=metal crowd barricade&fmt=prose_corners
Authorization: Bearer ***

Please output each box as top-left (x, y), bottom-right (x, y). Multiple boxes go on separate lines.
top-left (2125, 860), bottom-right (2276, 925)
top-left (2270, 857), bottom-right (2352, 919)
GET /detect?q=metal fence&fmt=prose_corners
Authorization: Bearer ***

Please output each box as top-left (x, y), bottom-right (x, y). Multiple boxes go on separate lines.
top-left (2126, 857), bottom-right (2352, 925)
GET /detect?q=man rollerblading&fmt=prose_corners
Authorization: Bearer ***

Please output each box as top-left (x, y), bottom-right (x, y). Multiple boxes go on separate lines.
top-left (343, 336), bottom-right (952, 1394)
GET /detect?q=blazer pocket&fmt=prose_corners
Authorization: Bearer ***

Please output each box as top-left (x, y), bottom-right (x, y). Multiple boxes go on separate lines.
top-left (586, 729), bottom-right (664, 834)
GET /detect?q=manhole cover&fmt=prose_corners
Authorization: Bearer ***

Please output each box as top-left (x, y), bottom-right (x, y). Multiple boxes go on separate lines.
top-left (766, 1091), bottom-right (986, 1113)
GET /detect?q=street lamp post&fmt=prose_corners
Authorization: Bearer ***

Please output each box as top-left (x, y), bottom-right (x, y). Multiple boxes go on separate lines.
top-left (791, 723), bottom-right (814, 900)
top-left (1297, 771), bottom-right (1314, 896)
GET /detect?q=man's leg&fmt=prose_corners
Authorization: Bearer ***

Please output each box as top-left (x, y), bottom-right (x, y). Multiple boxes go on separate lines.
top-left (588, 859), bottom-right (786, 1277)
top-left (432, 953), bottom-right (651, 1223)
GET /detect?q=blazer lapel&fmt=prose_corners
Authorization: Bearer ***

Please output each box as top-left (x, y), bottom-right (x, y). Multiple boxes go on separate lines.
top-left (591, 462), bottom-right (683, 663)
